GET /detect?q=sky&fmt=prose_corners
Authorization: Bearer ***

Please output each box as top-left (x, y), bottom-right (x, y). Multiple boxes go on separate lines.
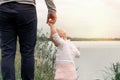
top-left (36, 0), bottom-right (120, 38)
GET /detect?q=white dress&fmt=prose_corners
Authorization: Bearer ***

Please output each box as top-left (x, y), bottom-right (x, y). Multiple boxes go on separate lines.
top-left (52, 33), bottom-right (80, 80)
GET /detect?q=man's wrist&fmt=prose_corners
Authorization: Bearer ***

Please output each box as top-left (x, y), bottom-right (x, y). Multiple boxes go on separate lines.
top-left (48, 10), bottom-right (56, 14)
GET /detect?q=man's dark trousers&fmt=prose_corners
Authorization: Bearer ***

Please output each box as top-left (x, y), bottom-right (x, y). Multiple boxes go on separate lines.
top-left (0, 2), bottom-right (37, 80)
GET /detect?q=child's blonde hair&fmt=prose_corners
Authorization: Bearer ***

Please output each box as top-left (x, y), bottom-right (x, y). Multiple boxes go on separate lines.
top-left (56, 28), bottom-right (67, 39)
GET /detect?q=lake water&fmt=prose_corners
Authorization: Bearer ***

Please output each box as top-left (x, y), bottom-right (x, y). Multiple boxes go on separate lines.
top-left (73, 41), bottom-right (120, 80)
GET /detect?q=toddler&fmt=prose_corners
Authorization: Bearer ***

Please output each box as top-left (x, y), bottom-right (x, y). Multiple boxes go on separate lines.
top-left (48, 23), bottom-right (80, 80)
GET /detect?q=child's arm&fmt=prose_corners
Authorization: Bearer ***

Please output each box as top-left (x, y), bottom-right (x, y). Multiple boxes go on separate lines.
top-left (70, 42), bottom-right (80, 58)
top-left (48, 23), bottom-right (64, 46)
top-left (48, 23), bottom-right (57, 35)
top-left (75, 48), bottom-right (80, 58)
top-left (73, 46), bottom-right (80, 58)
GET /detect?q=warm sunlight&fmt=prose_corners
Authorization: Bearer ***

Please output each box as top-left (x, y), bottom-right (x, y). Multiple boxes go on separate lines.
top-left (36, 0), bottom-right (120, 38)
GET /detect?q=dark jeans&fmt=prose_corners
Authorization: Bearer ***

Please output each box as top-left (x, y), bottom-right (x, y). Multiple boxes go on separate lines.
top-left (0, 2), bottom-right (37, 80)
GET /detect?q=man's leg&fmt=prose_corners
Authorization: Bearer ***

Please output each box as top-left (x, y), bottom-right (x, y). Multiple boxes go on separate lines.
top-left (0, 4), bottom-right (17, 80)
top-left (16, 3), bottom-right (37, 80)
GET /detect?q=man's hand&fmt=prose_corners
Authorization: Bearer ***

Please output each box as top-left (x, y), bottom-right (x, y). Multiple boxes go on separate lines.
top-left (46, 13), bottom-right (57, 25)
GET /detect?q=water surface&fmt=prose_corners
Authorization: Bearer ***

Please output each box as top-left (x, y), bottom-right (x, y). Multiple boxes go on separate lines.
top-left (73, 41), bottom-right (120, 80)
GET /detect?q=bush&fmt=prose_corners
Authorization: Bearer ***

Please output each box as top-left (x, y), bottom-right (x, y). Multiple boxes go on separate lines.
top-left (102, 62), bottom-right (120, 80)
top-left (34, 30), bottom-right (56, 80)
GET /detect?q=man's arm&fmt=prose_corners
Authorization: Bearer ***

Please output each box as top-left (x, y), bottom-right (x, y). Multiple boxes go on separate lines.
top-left (45, 0), bottom-right (56, 14)
top-left (45, 0), bottom-right (57, 24)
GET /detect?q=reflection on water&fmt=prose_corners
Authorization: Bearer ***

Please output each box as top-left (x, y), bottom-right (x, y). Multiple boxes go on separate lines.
top-left (73, 41), bottom-right (120, 80)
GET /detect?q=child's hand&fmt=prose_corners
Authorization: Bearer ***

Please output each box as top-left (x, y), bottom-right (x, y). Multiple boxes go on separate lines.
top-left (48, 22), bottom-right (53, 27)
top-left (47, 19), bottom-right (55, 27)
